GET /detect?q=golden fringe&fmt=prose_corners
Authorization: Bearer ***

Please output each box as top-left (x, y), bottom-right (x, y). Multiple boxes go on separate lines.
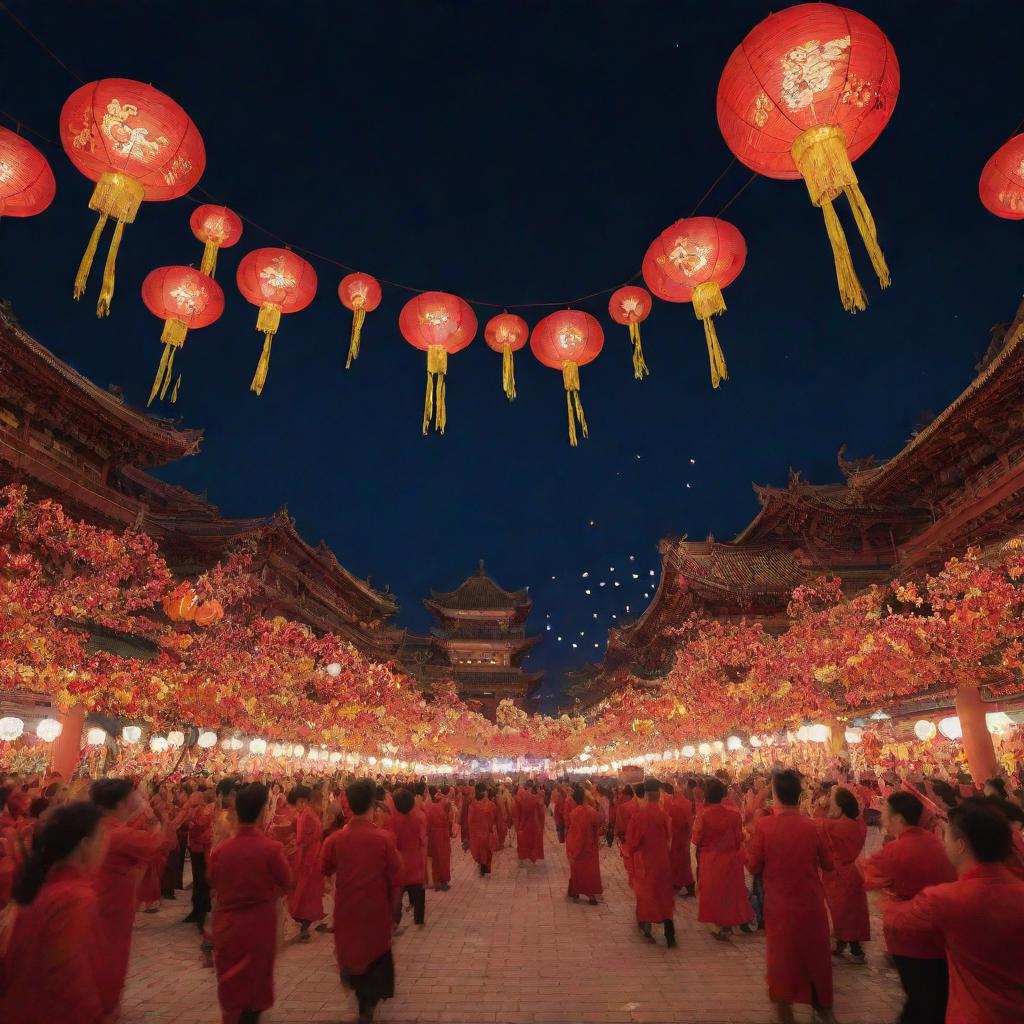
top-left (96, 218), bottom-right (125, 318)
top-left (148, 345), bottom-right (173, 407)
top-left (170, 375), bottom-right (181, 404)
top-left (200, 240), bottom-right (218, 278)
top-left (159, 346), bottom-right (178, 401)
top-left (692, 281), bottom-right (726, 321)
top-left (74, 212), bottom-right (108, 301)
top-left (701, 317), bottom-right (729, 389)
top-left (843, 182), bottom-right (890, 288)
top-left (423, 345), bottom-right (448, 434)
top-left (250, 334), bottom-right (274, 396)
top-left (629, 321), bottom-right (649, 380)
top-left (561, 361), bottom-right (587, 447)
top-left (89, 171), bottom-right (144, 223)
top-left (346, 306), bottom-right (366, 369)
top-left (502, 342), bottom-right (516, 400)
top-left (821, 199), bottom-right (867, 313)
top-left (148, 320), bottom-right (189, 406)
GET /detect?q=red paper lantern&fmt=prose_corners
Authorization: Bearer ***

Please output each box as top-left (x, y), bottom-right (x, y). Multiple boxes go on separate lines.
top-left (717, 4), bottom-right (898, 311)
top-left (530, 310), bottom-right (604, 446)
top-left (399, 292), bottom-right (477, 434)
top-left (236, 248), bottom-right (317, 395)
top-left (190, 205), bottom-right (243, 278)
top-left (141, 266), bottom-right (224, 406)
top-left (642, 217), bottom-right (746, 389)
top-left (608, 286), bottom-right (652, 380)
top-left (162, 582), bottom-right (198, 622)
top-left (0, 127), bottom-right (56, 218)
top-left (193, 600), bottom-right (224, 627)
top-left (979, 134), bottom-right (1024, 220)
top-left (61, 79), bottom-right (205, 316)
top-left (338, 272), bottom-right (382, 368)
top-left (484, 313), bottom-right (529, 400)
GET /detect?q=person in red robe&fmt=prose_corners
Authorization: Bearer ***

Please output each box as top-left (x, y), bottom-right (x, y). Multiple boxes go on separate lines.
top-left (285, 784), bottom-right (325, 939)
top-left (624, 779), bottom-right (675, 947)
top-left (885, 798), bottom-right (1024, 1024)
top-left (615, 785), bottom-right (639, 884)
top-left (515, 782), bottom-right (545, 863)
top-left (91, 777), bottom-right (174, 1017)
top-left (321, 778), bottom-right (403, 1024)
top-left (565, 786), bottom-right (602, 904)
top-left (208, 782), bottom-right (292, 1024)
top-left (552, 785), bottom-right (567, 844)
top-left (468, 783), bottom-right (498, 876)
top-left (746, 769), bottom-right (835, 1024)
top-left (819, 786), bottom-right (869, 963)
top-left (0, 802), bottom-right (106, 1024)
top-left (392, 788), bottom-right (428, 925)
top-left (458, 782), bottom-right (472, 851)
top-left (425, 786), bottom-right (452, 890)
top-left (861, 789), bottom-right (956, 1024)
top-left (693, 777), bottom-right (752, 939)
top-left (182, 788), bottom-right (216, 934)
top-left (663, 781), bottom-right (695, 897)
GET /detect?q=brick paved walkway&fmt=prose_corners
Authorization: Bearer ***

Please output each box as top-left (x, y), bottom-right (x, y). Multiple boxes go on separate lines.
top-left (122, 821), bottom-right (904, 1024)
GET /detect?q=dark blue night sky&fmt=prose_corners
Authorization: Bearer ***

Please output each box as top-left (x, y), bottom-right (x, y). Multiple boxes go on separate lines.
top-left (3, 1), bottom-right (1023, 709)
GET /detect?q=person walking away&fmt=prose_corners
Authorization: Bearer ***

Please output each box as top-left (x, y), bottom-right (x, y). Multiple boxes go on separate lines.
top-left (425, 786), bottom-right (452, 890)
top-left (286, 784), bottom-right (325, 940)
top-left (664, 781), bottom-right (695, 897)
top-left (624, 779), bottom-right (676, 948)
top-left (566, 786), bottom-right (602, 904)
top-left (392, 788), bottom-right (427, 925)
top-left (468, 783), bottom-right (498, 877)
top-left (515, 783), bottom-right (545, 863)
top-left (820, 786), bottom-right (869, 963)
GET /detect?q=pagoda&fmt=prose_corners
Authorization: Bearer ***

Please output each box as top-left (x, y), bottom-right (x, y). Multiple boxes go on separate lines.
top-left (407, 562), bottom-right (542, 718)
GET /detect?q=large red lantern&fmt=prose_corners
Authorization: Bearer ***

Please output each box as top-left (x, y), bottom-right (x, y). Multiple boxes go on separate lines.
top-left (338, 272), bottom-right (382, 368)
top-left (642, 217), bottom-right (745, 389)
top-left (236, 248), bottom-right (317, 395)
top-left (717, 5), bottom-right (898, 312)
top-left (608, 286), bottom-right (652, 380)
top-left (61, 79), bottom-right (205, 317)
top-left (190, 204), bottom-right (243, 278)
top-left (484, 313), bottom-right (529, 400)
top-left (399, 292), bottom-right (477, 434)
top-left (979, 135), bottom-right (1024, 220)
top-left (0, 127), bottom-right (56, 218)
top-left (141, 266), bottom-right (224, 405)
top-left (530, 310), bottom-right (604, 446)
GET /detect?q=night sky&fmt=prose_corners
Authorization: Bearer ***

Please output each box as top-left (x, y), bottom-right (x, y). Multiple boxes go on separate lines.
top-left (3, 1), bottom-right (1023, 710)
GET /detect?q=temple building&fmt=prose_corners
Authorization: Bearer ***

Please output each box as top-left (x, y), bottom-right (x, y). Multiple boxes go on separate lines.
top-left (568, 297), bottom-right (1024, 711)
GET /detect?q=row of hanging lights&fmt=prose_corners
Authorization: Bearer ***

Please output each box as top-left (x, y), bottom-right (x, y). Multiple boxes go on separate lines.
top-left (1, 6), bottom-right (1022, 444)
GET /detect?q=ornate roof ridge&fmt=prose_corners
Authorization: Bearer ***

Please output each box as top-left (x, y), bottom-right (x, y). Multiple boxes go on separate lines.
top-left (427, 560), bottom-right (531, 610)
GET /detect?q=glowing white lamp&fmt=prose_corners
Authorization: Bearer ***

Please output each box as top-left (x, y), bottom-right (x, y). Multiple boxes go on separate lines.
top-left (167, 730), bottom-right (185, 749)
top-left (36, 718), bottom-right (63, 742)
top-left (121, 725), bottom-right (142, 744)
top-left (197, 730), bottom-right (217, 749)
top-left (681, 745), bottom-right (696, 757)
top-left (249, 738), bottom-right (267, 755)
top-left (807, 723), bottom-right (830, 744)
top-left (726, 735), bottom-right (743, 751)
top-left (86, 727), bottom-right (106, 746)
top-left (150, 736), bottom-right (169, 753)
top-left (697, 742), bottom-right (711, 757)
top-left (749, 735), bottom-right (762, 748)
top-left (325, 662), bottom-right (342, 678)
top-left (913, 720), bottom-right (937, 741)
top-left (844, 727), bottom-right (863, 745)
top-left (986, 712), bottom-right (1013, 736)
top-left (0, 717), bottom-right (24, 741)
top-left (938, 716), bottom-right (962, 740)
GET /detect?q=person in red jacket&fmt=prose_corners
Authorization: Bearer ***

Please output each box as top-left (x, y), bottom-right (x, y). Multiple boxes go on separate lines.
top-left (286, 784), bottom-right (325, 940)
top-left (468, 783), bottom-right (498, 876)
top-left (321, 778), bottom-right (403, 1024)
top-left (425, 786), bottom-right (452, 890)
top-left (886, 798), bottom-right (1024, 1024)
top-left (625, 779), bottom-right (676, 948)
top-left (819, 786), bottom-right (869, 963)
top-left (861, 789), bottom-right (956, 1024)
top-left (663, 781), bottom-right (695, 897)
top-left (746, 769), bottom-right (835, 1024)
top-left (209, 782), bottom-right (292, 1024)
top-left (392, 788), bottom-right (428, 924)
top-left (566, 786), bottom-right (603, 904)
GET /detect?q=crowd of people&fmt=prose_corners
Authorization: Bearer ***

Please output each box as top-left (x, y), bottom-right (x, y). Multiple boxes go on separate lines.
top-left (0, 763), bottom-right (1022, 1024)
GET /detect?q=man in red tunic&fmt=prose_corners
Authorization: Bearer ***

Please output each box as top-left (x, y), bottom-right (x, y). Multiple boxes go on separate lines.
top-left (209, 782), bottom-right (292, 1024)
top-left (819, 786), bottom-right (869, 963)
top-left (286, 784), bottom-right (325, 940)
top-left (885, 798), bottom-right (1024, 1024)
top-left (663, 781), bottom-right (695, 897)
top-left (425, 786), bottom-right (452, 890)
top-left (515, 782), bottom-right (545, 863)
top-left (566, 786), bottom-right (602, 904)
top-left (468, 783), bottom-right (498, 876)
top-left (624, 779), bottom-right (675, 947)
top-left (861, 789), bottom-right (956, 1024)
top-left (392, 788), bottom-right (428, 925)
top-left (321, 778), bottom-right (403, 1024)
top-left (693, 777), bottom-right (752, 939)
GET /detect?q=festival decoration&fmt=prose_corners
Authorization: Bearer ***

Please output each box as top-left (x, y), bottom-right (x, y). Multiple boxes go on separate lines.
top-left (193, 599), bottom-right (224, 627)
top-left (979, 134), bottom-right (1024, 219)
top-left (236, 248), bottom-right (317, 395)
top-left (121, 724), bottom-right (142, 743)
top-left (642, 217), bottom-right (745, 388)
top-left (141, 265), bottom-right (225, 406)
top-left (483, 312), bottom-right (529, 400)
top-left (60, 79), bottom-right (205, 316)
top-left (35, 718), bottom-right (62, 742)
top-left (338, 272), bottom-right (382, 368)
top-left (162, 581), bottom-right (199, 622)
top-left (0, 126), bottom-right (56, 218)
top-left (86, 728), bottom-right (106, 746)
top-left (0, 717), bottom-right (24, 741)
top-left (717, 5), bottom-right (899, 312)
top-left (398, 291), bottom-right (477, 434)
top-left (608, 286), bottom-right (652, 380)
top-left (196, 729), bottom-right (218, 749)
top-left (190, 204), bottom-right (243, 277)
top-left (530, 310), bottom-right (604, 447)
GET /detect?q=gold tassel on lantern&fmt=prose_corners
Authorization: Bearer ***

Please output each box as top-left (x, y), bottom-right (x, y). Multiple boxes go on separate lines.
top-left (170, 375), bottom-right (181, 404)
top-left (502, 342), bottom-right (517, 401)
top-left (628, 321), bottom-right (649, 380)
top-left (199, 240), bottom-right (219, 278)
top-left (692, 281), bottom-right (730, 389)
top-left (791, 125), bottom-right (889, 314)
top-left (423, 345), bottom-right (448, 435)
top-left (562, 361), bottom-right (588, 447)
top-left (148, 319), bottom-right (188, 407)
top-left (73, 171), bottom-right (145, 318)
top-left (345, 301), bottom-right (366, 369)
top-left (250, 304), bottom-right (282, 396)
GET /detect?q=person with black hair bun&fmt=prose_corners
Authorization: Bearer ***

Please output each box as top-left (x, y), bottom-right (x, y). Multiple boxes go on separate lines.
top-left (393, 787), bottom-right (428, 923)
top-left (985, 796), bottom-right (1024, 879)
top-left (515, 781), bottom-right (545, 864)
top-left (1, 801), bottom-right (105, 1023)
top-left (425, 784), bottom-right (452, 891)
top-left (820, 786), bottom-right (869, 964)
top-left (566, 785), bottom-right (602, 905)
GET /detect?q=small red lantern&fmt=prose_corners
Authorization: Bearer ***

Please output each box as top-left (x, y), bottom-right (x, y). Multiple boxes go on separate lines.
top-left (484, 313), bottom-right (529, 400)
top-left (141, 266), bottom-right (224, 405)
top-left (0, 126), bottom-right (56, 218)
top-left (162, 582), bottom-right (198, 622)
top-left (190, 205), bottom-right (243, 278)
top-left (193, 600), bottom-right (224, 627)
top-left (61, 79), bottom-right (205, 316)
top-left (979, 135), bottom-right (1024, 220)
top-left (530, 310), bottom-right (604, 446)
top-left (399, 292), bottom-right (477, 434)
top-left (608, 286), bottom-right (652, 380)
top-left (717, 4), bottom-right (898, 311)
top-left (338, 272), bottom-right (382, 368)
top-left (642, 217), bottom-right (745, 389)
top-left (236, 248), bottom-right (317, 395)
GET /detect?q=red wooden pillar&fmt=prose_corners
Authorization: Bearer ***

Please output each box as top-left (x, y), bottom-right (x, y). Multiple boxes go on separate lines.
top-left (49, 705), bottom-right (85, 779)
top-left (955, 686), bottom-right (997, 784)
